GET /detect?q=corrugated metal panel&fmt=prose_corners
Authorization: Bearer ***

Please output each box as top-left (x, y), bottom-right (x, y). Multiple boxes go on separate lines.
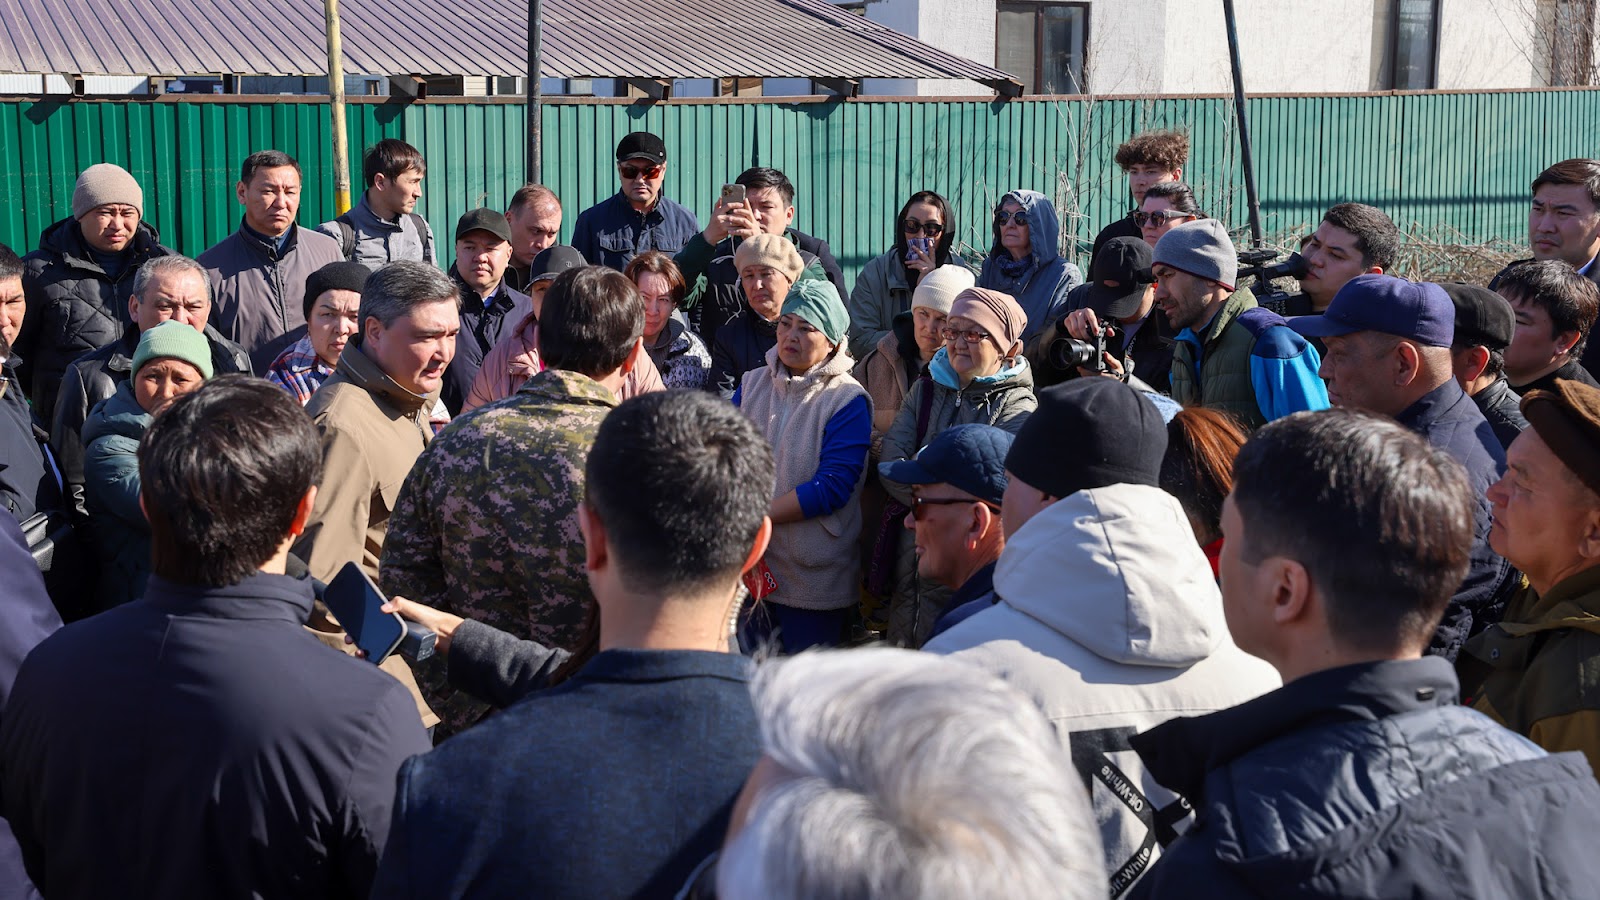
top-left (0, 0), bottom-right (1018, 93)
top-left (3, 90), bottom-right (1595, 279)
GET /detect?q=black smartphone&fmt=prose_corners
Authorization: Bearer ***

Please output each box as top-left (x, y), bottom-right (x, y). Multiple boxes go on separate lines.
top-left (324, 562), bottom-right (406, 665)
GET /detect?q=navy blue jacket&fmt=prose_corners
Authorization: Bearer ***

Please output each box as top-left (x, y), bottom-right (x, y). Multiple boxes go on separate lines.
top-left (0, 572), bottom-right (430, 899)
top-left (571, 192), bottom-right (700, 271)
top-left (0, 357), bottom-right (61, 525)
top-left (371, 649), bottom-right (760, 899)
top-left (926, 561), bottom-right (998, 642)
top-left (442, 269), bottom-right (534, 416)
top-left (1396, 379), bottom-right (1514, 660)
top-left (1129, 657), bottom-right (1600, 899)
top-left (0, 514), bottom-right (58, 900)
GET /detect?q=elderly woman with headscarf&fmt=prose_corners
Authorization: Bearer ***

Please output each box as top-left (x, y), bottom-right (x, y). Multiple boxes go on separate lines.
top-left (876, 287), bottom-right (1037, 646)
top-left (733, 279), bottom-right (871, 653)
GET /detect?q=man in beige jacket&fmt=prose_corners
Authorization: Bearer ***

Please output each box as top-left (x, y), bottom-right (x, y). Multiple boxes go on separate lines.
top-left (294, 259), bottom-right (459, 730)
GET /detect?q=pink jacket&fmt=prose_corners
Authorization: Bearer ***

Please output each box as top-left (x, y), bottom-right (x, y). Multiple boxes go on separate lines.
top-left (463, 312), bottom-right (666, 412)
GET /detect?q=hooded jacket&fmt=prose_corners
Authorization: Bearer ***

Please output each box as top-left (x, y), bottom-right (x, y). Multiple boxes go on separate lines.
top-left (925, 483), bottom-right (1280, 896)
top-left (976, 190), bottom-right (1083, 349)
top-left (1129, 657), bottom-right (1600, 900)
top-left (50, 324), bottom-right (249, 516)
top-left (80, 381), bottom-right (154, 610)
top-left (644, 315), bottom-right (712, 391)
top-left (18, 216), bottom-right (174, 418)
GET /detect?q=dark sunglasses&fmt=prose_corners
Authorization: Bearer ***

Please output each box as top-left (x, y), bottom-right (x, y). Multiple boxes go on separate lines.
top-left (619, 163), bottom-right (663, 180)
top-left (1134, 210), bottom-right (1197, 228)
top-left (994, 210), bottom-right (1029, 227)
top-left (903, 219), bottom-right (945, 237)
top-left (911, 495), bottom-right (1000, 520)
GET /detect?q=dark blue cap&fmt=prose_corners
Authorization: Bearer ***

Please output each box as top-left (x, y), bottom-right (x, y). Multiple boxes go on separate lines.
top-left (878, 424), bottom-right (1015, 506)
top-left (1288, 273), bottom-right (1455, 348)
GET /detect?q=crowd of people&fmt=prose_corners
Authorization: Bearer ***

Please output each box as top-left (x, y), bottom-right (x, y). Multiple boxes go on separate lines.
top-left (3, 126), bottom-right (1600, 898)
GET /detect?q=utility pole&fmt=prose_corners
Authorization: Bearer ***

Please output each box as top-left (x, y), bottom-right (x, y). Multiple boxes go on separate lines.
top-left (1222, 0), bottom-right (1263, 249)
top-left (527, 0), bottom-right (543, 183)
top-left (325, 0), bottom-right (352, 214)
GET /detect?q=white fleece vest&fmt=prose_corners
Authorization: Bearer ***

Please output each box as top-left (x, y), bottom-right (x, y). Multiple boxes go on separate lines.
top-left (739, 346), bottom-right (869, 610)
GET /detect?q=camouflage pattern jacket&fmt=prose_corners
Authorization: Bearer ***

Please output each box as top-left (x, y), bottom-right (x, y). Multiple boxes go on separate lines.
top-left (380, 368), bottom-right (618, 733)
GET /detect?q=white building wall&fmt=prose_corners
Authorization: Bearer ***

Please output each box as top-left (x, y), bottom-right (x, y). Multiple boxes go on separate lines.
top-left (1435, 0), bottom-right (1543, 89)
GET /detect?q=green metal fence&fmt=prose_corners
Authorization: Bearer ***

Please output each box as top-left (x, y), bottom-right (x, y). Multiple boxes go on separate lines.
top-left (3, 90), bottom-right (1597, 281)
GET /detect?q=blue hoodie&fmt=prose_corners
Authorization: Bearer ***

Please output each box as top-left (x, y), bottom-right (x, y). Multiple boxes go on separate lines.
top-left (977, 190), bottom-right (1084, 346)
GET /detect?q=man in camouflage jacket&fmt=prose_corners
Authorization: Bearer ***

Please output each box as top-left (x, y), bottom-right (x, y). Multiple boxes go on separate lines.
top-left (380, 265), bottom-right (643, 735)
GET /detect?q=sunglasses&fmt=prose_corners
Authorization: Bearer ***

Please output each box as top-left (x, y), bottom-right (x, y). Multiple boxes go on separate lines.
top-left (994, 210), bottom-right (1029, 227)
top-left (911, 495), bottom-right (1000, 520)
top-left (903, 219), bottom-right (945, 237)
top-left (619, 163), bottom-right (663, 180)
top-left (1134, 210), bottom-right (1197, 228)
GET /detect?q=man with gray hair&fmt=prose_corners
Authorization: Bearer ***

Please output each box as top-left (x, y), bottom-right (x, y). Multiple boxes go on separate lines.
top-left (708, 647), bottom-right (1107, 900)
top-left (293, 259), bottom-right (458, 730)
top-left (50, 254), bottom-right (250, 518)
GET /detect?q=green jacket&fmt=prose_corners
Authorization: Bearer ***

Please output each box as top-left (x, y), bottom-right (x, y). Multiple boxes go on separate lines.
top-left (1169, 288), bottom-right (1266, 429)
top-left (1460, 566), bottom-right (1600, 780)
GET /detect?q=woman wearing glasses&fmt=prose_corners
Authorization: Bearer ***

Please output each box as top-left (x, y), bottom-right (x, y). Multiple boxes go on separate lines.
top-left (1137, 182), bottom-right (1205, 247)
top-left (976, 190), bottom-right (1083, 356)
top-left (845, 191), bottom-right (963, 360)
top-left (876, 288), bottom-right (1037, 647)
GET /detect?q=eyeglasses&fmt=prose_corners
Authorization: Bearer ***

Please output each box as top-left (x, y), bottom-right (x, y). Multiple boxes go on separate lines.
top-left (619, 163), bottom-right (663, 180)
top-left (903, 219), bottom-right (945, 237)
top-left (940, 326), bottom-right (992, 345)
top-left (994, 210), bottom-right (1029, 227)
top-left (1134, 210), bottom-right (1197, 228)
top-left (911, 495), bottom-right (1000, 520)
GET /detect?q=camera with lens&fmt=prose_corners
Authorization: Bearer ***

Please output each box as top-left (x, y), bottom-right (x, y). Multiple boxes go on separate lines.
top-left (1048, 322), bottom-right (1122, 374)
top-left (1237, 249), bottom-right (1312, 316)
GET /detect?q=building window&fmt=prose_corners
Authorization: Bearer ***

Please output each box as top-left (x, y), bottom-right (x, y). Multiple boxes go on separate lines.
top-left (1373, 0), bottom-right (1438, 89)
top-left (996, 3), bottom-right (1088, 95)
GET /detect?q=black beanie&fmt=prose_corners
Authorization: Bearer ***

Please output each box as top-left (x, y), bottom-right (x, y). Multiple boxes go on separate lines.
top-left (303, 261), bottom-right (373, 318)
top-left (1005, 378), bottom-right (1168, 499)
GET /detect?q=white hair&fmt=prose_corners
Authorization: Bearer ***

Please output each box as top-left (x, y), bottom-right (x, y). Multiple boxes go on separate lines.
top-left (716, 648), bottom-right (1107, 900)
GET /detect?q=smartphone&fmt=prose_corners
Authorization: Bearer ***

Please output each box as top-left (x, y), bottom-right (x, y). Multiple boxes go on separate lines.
top-left (324, 562), bottom-right (406, 665)
top-left (720, 183), bottom-right (746, 207)
top-left (905, 236), bottom-right (933, 262)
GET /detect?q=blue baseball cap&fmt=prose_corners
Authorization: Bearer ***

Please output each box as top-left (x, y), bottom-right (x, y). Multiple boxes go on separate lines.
top-left (878, 424), bottom-right (1015, 506)
top-left (1288, 274), bottom-right (1455, 348)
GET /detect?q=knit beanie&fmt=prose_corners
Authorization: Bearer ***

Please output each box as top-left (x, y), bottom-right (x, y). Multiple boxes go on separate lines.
top-left (303, 261), bottom-right (372, 318)
top-left (780, 279), bottom-right (850, 346)
top-left (1152, 219), bottom-right (1238, 291)
top-left (912, 265), bottom-right (976, 316)
top-left (734, 234), bottom-right (805, 285)
top-left (1005, 378), bottom-right (1167, 499)
top-left (132, 320), bottom-right (214, 379)
top-left (948, 288), bottom-right (1028, 355)
top-left (72, 163), bottom-right (144, 220)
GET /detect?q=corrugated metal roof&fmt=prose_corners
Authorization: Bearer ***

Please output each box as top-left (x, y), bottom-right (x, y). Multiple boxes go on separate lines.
top-left (0, 0), bottom-right (1021, 91)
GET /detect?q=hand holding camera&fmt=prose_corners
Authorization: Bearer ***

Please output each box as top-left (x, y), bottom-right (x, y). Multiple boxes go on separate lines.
top-left (1049, 307), bottom-right (1126, 380)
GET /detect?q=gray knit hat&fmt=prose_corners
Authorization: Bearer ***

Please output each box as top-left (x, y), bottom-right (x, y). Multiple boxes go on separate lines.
top-left (1152, 219), bottom-right (1237, 291)
top-left (72, 163), bottom-right (144, 220)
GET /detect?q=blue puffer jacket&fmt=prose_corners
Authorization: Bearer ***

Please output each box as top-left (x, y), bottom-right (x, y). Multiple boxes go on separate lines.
top-left (976, 189), bottom-right (1083, 350)
top-left (81, 380), bottom-right (153, 611)
top-left (1128, 657), bottom-right (1600, 899)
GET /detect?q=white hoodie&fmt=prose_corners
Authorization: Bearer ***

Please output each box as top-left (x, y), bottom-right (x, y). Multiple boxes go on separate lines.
top-left (925, 482), bottom-right (1280, 898)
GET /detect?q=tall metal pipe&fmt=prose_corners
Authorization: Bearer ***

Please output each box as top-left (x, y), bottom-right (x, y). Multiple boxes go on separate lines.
top-left (325, 0), bottom-right (351, 214)
top-left (527, 0), bottom-right (543, 183)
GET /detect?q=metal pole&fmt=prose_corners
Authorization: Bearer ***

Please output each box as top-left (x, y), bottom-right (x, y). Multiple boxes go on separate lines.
top-left (527, 0), bottom-right (543, 183)
top-left (325, 0), bottom-right (352, 214)
top-left (1222, 0), bottom-right (1262, 249)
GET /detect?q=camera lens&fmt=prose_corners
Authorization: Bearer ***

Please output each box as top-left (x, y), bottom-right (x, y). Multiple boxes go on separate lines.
top-left (1048, 338), bottom-right (1099, 372)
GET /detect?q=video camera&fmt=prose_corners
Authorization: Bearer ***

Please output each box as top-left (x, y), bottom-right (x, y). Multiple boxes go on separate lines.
top-left (1237, 249), bottom-right (1311, 316)
top-left (1048, 322), bottom-right (1122, 375)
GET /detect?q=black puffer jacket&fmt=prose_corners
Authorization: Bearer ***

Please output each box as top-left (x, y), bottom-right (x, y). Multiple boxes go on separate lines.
top-left (1129, 657), bottom-right (1600, 899)
top-left (18, 217), bottom-right (173, 419)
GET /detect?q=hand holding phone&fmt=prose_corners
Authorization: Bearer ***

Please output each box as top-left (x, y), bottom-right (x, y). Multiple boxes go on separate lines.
top-left (324, 562), bottom-right (408, 665)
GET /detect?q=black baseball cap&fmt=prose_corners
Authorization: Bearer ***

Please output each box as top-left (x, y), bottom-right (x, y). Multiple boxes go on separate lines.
top-left (530, 244), bottom-right (585, 285)
top-left (1439, 282), bottom-right (1515, 352)
top-left (1080, 237), bottom-right (1155, 320)
top-left (616, 132), bottom-right (667, 165)
top-left (455, 208), bottom-right (512, 243)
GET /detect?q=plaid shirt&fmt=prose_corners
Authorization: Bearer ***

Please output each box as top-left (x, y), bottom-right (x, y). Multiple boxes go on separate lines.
top-left (265, 335), bottom-right (334, 406)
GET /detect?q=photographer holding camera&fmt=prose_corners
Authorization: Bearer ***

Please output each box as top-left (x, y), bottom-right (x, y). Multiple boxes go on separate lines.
top-left (1034, 237), bottom-right (1174, 392)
